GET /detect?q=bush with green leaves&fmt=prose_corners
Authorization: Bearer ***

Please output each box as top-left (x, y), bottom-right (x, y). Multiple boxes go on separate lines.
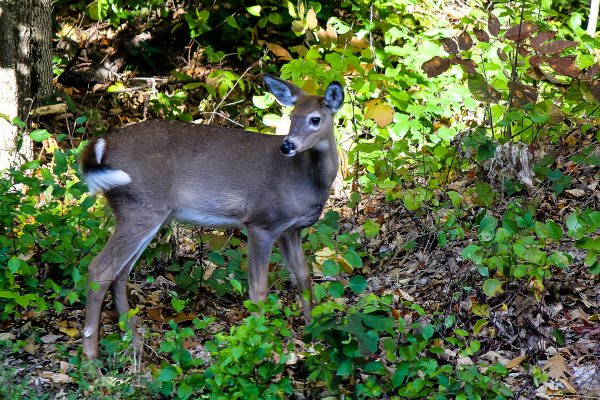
top-left (462, 202), bottom-right (573, 297)
top-left (0, 122), bottom-right (106, 319)
top-left (304, 293), bottom-right (512, 399)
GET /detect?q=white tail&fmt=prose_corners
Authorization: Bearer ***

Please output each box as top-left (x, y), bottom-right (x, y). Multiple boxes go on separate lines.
top-left (80, 75), bottom-right (344, 359)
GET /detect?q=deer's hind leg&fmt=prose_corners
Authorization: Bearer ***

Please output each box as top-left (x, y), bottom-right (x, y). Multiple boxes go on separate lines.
top-left (83, 211), bottom-right (168, 360)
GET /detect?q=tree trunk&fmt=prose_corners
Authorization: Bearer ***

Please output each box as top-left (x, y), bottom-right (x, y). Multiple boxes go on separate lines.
top-left (0, 0), bottom-right (52, 171)
top-left (588, 0), bottom-right (600, 37)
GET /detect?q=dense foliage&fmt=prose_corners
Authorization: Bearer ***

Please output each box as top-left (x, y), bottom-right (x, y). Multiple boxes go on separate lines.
top-left (1, 0), bottom-right (599, 398)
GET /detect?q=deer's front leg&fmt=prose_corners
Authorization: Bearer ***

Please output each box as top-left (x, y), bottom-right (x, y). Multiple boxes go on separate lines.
top-left (278, 229), bottom-right (312, 322)
top-left (246, 227), bottom-right (275, 304)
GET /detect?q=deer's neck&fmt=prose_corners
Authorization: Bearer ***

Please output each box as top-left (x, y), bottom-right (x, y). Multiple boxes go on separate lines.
top-left (302, 135), bottom-right (338, 199)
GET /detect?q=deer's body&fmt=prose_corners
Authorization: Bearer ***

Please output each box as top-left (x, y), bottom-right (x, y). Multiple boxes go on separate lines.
top-left (80, 75), bottom-right (344, 360)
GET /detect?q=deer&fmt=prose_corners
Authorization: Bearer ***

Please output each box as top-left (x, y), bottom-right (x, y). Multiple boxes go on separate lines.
top-left (79, 75), bottom-right (344, 360)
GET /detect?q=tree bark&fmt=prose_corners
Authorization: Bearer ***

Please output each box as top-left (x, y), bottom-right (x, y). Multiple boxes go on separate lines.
top-left (588, 0), bottom-right (600, 37)
top-left (0, 0), bottom-right (52, 171)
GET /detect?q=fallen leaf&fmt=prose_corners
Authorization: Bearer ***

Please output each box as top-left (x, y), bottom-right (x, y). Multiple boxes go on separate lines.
top-left (565, 189), bottom-right (585, 197)
top-left (543, 353), bottom-right (569, 380)
top-left (58, 326), bottom-right (80, 338)
top-left (40, 334), bottom-right (63, 344)
top-left (506, 355), bottom-right (527, 369)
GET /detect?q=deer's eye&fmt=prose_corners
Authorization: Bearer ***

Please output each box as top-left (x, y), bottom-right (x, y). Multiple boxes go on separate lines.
top-left (310, 116), bottom-right (321, 125)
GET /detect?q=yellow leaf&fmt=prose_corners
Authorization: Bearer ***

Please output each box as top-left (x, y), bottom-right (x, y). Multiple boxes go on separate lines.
top-left (59, 326), bottom-right (81, 338)
top-left (365, 100), bottom-right (394, 128)
top-left (306, 8), bottom-right (318, 30)
top-left (266, 43), bottom-right (293, 61)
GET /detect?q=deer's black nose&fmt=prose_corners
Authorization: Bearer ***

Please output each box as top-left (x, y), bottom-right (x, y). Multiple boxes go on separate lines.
top-left (280, 140), bottom-right (295, 155)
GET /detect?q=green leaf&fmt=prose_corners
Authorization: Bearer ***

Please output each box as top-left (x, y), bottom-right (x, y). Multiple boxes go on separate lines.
top-left (483, 279), bottom-right (503, 297)
top-left (348, 275), bottom-right (367, 294)
top-left (87, 0), bottom-right (109, 21)
top-left (544, 220), bottom-right (563, 241)
top-left (478, 215), bottom-right (498, 242)
top-left (322, 260), bottom-right (340, 276)
top-left (362, 219), bottom-right (380, 238)
top-left (230, 278), bottom-right (243, 294)
top-left (8, 256), bottom-right (24, 274)
top-left (171, 298), bottom-right (186, 313)
top-left (513, 244), bottom-right (546, 264)
top-left (177, 382), bottom-right (193, 400)
top-left (328, 282), bottom-right (345, 298)
top-left (343, 249), bottom-right (363, 268)
top-left (107, 82), bottom-right (126, 93)
top-left (158, 366), bottom-right (179, 382)
top-left (462, 244), bottom-right (482, 265)
top-left (29, 129), bottom-right (51, 142)
top-left (246, 5), bottom-right (261, 16)
top-left (575, 237), bottom-right (600, 251)
top-left (422, 324), bottom-right (434, 340)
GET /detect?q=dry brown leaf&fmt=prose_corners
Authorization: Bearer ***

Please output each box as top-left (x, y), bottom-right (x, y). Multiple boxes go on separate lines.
top-left (454, 58), bottom-right (477, 75)
top-left (581, 64), bottom-right (600, 80)
top-left (267, 43), bottom-right (292, 61)
top-left (497, 48), bottom-right (508, 62)
top-left (473, 28), bottom-right (489, 42)
top-left (565, 189), bottom-right (585, 197)
top-left (538, 40), bottom-right (578, 55)
top-left (317, 25), bottom-right (338, 47)
top-left (441, 38), bottom-right (458, 54)
top-left (530, 31), bottom-right (557, 51)
top-left (457, 31), bottom-right (473, 51)
top-left (365, 99), bottom-right (394, 128)
top-left (546, 56), bottom-right (581, 78)
top-left (543, 353), bottom-right (569, 380)
top-left (422, 56), bottom-right (451, 77)
top-left (488, 13), bottom-right (500, 37)
top-left (508, 82), bottom-right (538, 106)
top-left (506, 355), bottom-right (527, 369)
top-left (505, 22), bottom-right (539, 41)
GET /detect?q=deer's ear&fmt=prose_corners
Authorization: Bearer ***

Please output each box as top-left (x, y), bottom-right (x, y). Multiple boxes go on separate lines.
top-left (264, 74), bottom-right (306, 107)
top-left (324, 81), bottom-right (344, 114)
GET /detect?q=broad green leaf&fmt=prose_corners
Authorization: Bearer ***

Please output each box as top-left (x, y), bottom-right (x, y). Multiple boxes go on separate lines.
top-left (158, 366), bottom-right (179, 382)
top-left (322, 260), bottom-right (340, 276)
top-left (545, 220), bottom-right (563, 241)
top-left (482, 279), bottom-right (503, 297)
top-left (478, 215), bottom-right (498, 242)
top-left (328, 281), bottom-right (345, 298)
top-left (343, 249), bottom-right (363, 268)
top-left (230, 278), bottom-right (243, 294)
top-left (177, 382), bottom-right (193, 400)
top-left (348, 275), bottom-right (367, 294)
top-left (171, 298), bottom-right (186, 313)
top-left (29, 129), bottom-right (51, 142)
top-left (362, 219), bottom-right (380, 238)
top-left (513, 244), bottom-right (546, 264)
